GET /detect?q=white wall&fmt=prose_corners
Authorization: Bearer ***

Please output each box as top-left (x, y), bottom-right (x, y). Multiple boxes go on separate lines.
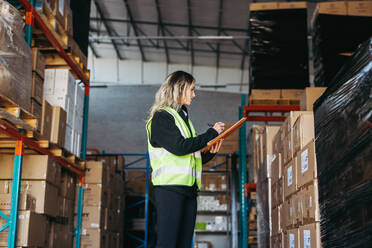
top-left (88, 48), bottom-right (249, 93)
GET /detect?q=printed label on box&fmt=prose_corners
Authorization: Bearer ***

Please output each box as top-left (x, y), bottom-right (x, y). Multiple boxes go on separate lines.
top-left (301, 149), bottom-right (309, 173)
top-left (309, 196), bottom-right (312, 207)
top-left (304, 230), bottom-right (311, 248)
top-left (290, 233), bottom-right (295, 248)
top-left (90, 223), bottom-right (99, 228)
top-left (288, 166), bottom-right (293, 186)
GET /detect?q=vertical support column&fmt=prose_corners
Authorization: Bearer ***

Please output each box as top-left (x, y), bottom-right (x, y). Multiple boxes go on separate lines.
top-left (239, 94), bottom-right (248, 248)
top-left (24, 0), bottom-right (34, 46)
top-left (80, 85), bottom-right (90, 160)
top-left (144, 153), bottom-right (150, 248)
top-left (74, 177), bottom-right (85, 248)
top-left (8, 133), bottom-right (25, 248)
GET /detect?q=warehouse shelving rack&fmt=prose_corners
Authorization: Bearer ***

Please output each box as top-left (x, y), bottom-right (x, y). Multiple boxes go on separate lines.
top-left (194, 153), bottom-right (233, 247)
top-left (0, 1), bottom-right (90, 247)
top-left (239, 94), bottom-right (300, 248)
top-left (99, 152), bottom-right (151, 248)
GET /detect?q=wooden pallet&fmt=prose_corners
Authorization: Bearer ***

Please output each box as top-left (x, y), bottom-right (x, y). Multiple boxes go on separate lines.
top-left (0, 94), bottom-right (37, 131)
top-left (49, 143), bottom-right (85, 170)
top-left (32, 3), bottom-right (69, 50)
top-left (0, 139), bottom-right (85, 170)
top-left (248, 236), bottom-right (257, 244)
top-left (249, 98), bottom-right (300, 106)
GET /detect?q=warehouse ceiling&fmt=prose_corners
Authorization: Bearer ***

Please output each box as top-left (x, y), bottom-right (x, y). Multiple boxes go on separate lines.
top-left (89, 0), bottom-right (251, 69)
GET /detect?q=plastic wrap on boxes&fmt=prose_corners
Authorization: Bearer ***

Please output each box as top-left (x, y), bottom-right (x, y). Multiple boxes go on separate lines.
top-left (313, 38), bottom-right (372, 248)
top-left (249, 8), bottom-right (309, 89)
top-left (0, 0), bottom-right (32, 112)
top-left (312, 13), bottom-right (372, 86)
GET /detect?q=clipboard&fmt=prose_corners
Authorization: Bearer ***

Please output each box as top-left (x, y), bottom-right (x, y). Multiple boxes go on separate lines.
top-left (204, 117), bottom-right (247, 152)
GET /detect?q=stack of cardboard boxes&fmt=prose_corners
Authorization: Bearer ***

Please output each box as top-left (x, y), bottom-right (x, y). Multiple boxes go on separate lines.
top-left (79, 157), bottom-right (126, 248)
top-left (0, 154), bottom-right (80, 247)
top-left (270, 88), bottom-right (326, 248)
top-left (44, 69), bottom-right (84, 156)
top-left (255, 125), bottom-right (280, 248)
top-left (35, 0), bottom-right (73, 37)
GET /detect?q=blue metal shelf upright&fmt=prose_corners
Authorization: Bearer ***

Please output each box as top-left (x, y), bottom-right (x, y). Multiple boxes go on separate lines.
top-left (0, 1), bottom-right (91, 247)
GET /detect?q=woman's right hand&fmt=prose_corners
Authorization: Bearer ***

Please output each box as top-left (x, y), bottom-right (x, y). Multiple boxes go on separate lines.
top-left (213, 122), bottom-right (225, 134)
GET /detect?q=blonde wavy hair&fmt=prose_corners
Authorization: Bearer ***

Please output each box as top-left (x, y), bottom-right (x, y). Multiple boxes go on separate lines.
top-left (149, 71), bottom-right (195, 119)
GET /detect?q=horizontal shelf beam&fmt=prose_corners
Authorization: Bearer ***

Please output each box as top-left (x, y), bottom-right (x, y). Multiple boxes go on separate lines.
top-left (0, 120), bottom-right (84, 177)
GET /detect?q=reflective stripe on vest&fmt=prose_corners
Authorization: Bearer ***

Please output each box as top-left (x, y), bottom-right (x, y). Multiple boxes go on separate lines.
top-left (146, 106), bottom-right (203, 189)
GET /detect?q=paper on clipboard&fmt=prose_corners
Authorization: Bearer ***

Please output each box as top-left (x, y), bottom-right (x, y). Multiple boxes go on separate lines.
top-left (204, 117), bottom-right (247, 152)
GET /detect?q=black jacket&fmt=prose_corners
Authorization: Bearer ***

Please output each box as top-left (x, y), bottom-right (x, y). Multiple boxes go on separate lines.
top-left (150, 106), bottom-right (218, 197)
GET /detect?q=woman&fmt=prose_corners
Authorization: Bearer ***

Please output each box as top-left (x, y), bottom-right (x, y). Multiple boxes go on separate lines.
top-left (146, 71), bottom-right (225, 248)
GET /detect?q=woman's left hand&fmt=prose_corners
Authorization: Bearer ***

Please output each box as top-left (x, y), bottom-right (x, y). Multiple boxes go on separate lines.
top-left (209, 139), bottom-right (223, 154)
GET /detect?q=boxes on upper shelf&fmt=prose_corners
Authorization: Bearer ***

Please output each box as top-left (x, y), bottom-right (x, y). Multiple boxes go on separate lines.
top-left (285, 228), bottom-right (299, 248)
top-left (41, 100), bottom-right (53, 140)
top-left (51, 106), bottom-right (67, 147)
top-left (300, 87), bottom-right (326, 111)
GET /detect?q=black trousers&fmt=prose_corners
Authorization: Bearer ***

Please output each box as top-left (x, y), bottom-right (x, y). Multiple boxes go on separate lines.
top-left (154, 187), bottom-right (197, 248)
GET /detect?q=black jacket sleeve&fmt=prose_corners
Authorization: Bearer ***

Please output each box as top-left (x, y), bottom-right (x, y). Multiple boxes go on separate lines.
top-left (150, 111), bottom-right (219, 158)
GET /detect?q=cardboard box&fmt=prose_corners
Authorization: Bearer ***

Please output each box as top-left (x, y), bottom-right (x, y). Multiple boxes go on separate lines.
top-left (41, 100), bottom-right (53, 140)
top-left (32, 48), bottom-right (45, 79)
top-left (271, 182), bottom-right (278, 208)
top-left (218, 140), bottom-right (239, 154)
top-left (302, 180), bottom-right (320, 224)
top-left (51, 106), bottom-right (67, 147)
top-left (278, 178), bottom-right (284, 205)
top-left (55, 0), bottom-right (67, 25)
top-left (0, 193), bottom-right (35, 211)
top-left (115, 155), bottom-right (125, 172)
top-left (271, 153), bottom-right (281, 184)
top-left (273, 129), bottom-right (282, 156)
top-left (79, 228), bottom-right (108, 248)
top-left (292, 112), bottom-right (314, 154)
top-left (284, 160), bottom-right (297, 198)
top-left (21, 180), bottom-right (59, 216)
top-left (283, 133), bottom-right (293, 166)
top-left (347, 1), bottom-right (372, 17)
top-left (85, 161), bottom-right (107, 185)
top-left (0, 155), bottom-right (59, 186)
top-left (31, 100), bottom-right (42, 131)
top-left (263, 126), bottom-right (280, 178)
top-left (279, 203), bottom-right (285, 232)
top-left (0, 210), bottom-right (46, 247)
top-left (281, 89), bottom-right (303, 100)
top-left (83, 183), bottom-right (107, 207)
top-left (32, 72), bottom-right (44, 104)
top-left (318, 1), bottom-right (348, 15)
top-left (300, 87), bottom-right (327, 111)
top-left (58, 196), bottom-right (72, 218)
top-left (250, 89), bottom-right (281, 99)
top-left (60, 172), bottom-right (76, 200)
top-left (299, 223), bottom-right (321, 248)
top-left (285, 228), bottom-right (300, 248)
top-left (283, 197), bottom-right (291, 228)
top-left (272, 206), bottom-right (279, 235)
top-left (294, 193), bottom-right (303, 226)
top-left (297, 141), bottom-right (317, 188)
top-left (283, 111), bottom-right (309, 138)
top-left (81, 206), bottom-right (105, 229)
